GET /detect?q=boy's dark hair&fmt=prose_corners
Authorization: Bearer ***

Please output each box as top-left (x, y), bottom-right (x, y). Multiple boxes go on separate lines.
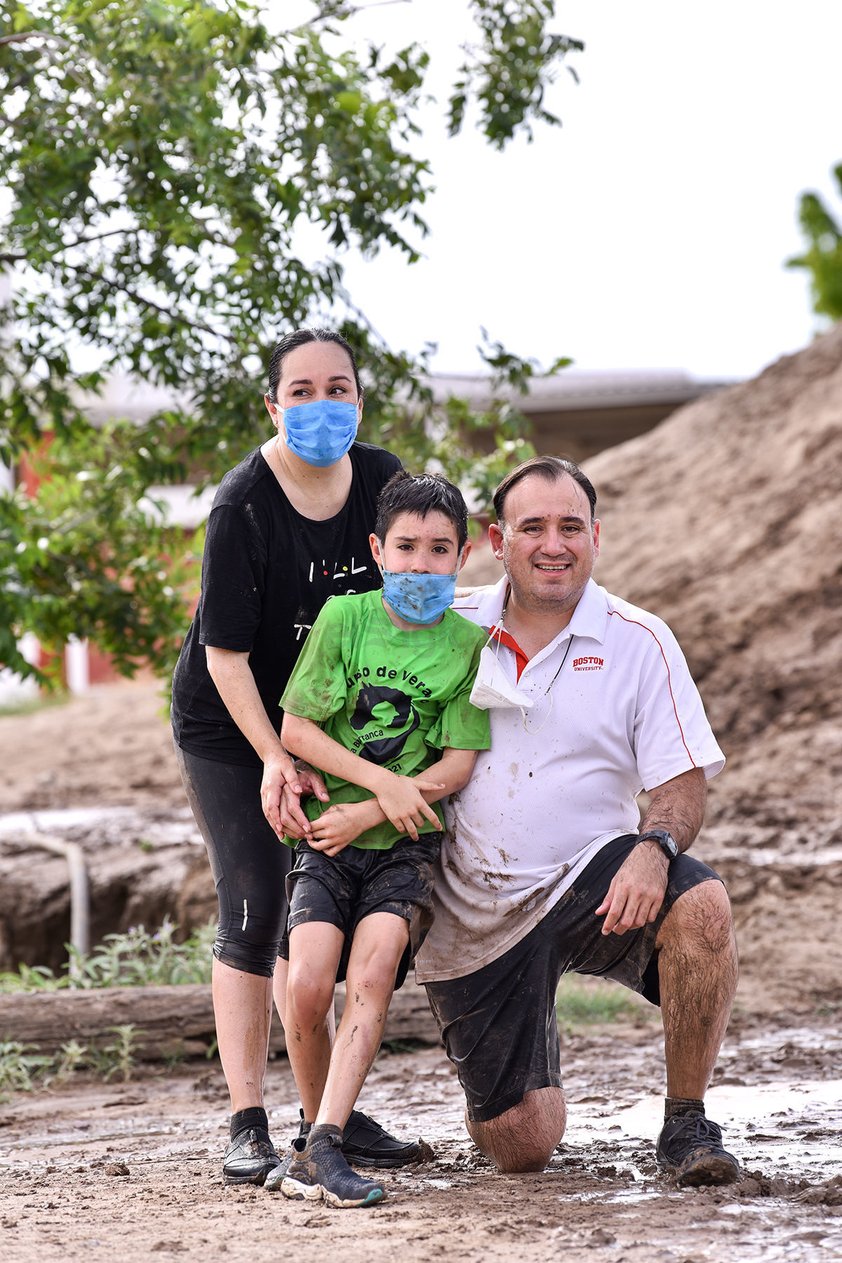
top-left (375, 471), bottom-right (469, 551)
top-left (493, 455), bottom-right (597, 523)
top-left (266, 328), bottom-right (363, 402)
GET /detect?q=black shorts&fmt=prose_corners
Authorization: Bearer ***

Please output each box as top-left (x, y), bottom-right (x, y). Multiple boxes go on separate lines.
top-left (279, 832), bottom-right (442, 991)
top-left (424, 834), bottom-right (723, 1123)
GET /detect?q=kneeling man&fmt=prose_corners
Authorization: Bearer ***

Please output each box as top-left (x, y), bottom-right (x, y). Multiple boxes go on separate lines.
top-left (415, 456), bottom-right (740, 1187)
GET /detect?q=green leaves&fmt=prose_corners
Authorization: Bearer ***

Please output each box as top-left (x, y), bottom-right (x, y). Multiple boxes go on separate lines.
top-left (787, 165), bottom-right (842, 321)
top-left (0, 0), bottom-right (578, 683)
top-left (449, 1), bottom-right (584, 146)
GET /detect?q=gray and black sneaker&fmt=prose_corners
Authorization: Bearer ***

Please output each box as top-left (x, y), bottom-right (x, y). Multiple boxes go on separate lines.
top-left (265, 1114), bottom-right (311, 1193)
top-left (281, 1129), bottom-right (385, 1209)
top-left (656, 1110), bottom-right (740, 1186)
top-left (222, 1126), bottom-right (281, 1186)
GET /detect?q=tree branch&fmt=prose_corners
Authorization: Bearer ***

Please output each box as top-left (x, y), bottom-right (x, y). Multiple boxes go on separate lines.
top-left (0, 30), bottom-right (69, 48)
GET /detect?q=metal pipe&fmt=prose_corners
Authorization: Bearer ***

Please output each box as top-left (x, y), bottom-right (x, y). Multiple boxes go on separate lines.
top-left (27, 834), bottom-right (90, 981)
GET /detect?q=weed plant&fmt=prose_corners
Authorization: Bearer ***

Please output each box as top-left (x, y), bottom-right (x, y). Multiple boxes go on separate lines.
top-left (0, 918), bottom-right (215, 993)
top-left (0, 1027), bottom-right (139, 1097)
top-left (0, 919), bottom-right (217, 1097)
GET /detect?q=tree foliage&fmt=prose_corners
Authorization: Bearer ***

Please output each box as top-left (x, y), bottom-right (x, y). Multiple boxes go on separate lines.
top-left (787, 164), bottom-right (842, 322)
top-left (0, 0), bottom-right (581, 684)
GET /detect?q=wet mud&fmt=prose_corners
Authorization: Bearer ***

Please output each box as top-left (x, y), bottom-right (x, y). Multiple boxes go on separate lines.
top-left (1, 1013), bottom-right (840, 1263)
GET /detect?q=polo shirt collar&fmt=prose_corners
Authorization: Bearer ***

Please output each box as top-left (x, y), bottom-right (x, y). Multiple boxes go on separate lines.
top-left (455, 574), bottom-right (508, 630)
top-left (456, 575), bottom-right (610, 647)
top-left (566, 578), bottom-right (611, 645)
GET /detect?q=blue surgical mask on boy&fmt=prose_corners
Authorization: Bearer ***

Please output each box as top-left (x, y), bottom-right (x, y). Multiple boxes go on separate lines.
top-left (380, 567), bottom-right (459, 625)
top-left (282, 399), bottom-right (358, 467)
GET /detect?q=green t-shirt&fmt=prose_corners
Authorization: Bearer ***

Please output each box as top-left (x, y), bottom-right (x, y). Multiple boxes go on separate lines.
top-left (280, 588), bottom-right (491, 849)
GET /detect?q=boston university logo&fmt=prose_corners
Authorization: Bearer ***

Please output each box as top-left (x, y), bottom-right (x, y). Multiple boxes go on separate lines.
top-left (572, 655), bottom-right (605, 672)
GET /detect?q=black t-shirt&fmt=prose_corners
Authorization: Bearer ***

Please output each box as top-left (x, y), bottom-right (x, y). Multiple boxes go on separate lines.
top-left (171, 441), bottom-right (402, 765)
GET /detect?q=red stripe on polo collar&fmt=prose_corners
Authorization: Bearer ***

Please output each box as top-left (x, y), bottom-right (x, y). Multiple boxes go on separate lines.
top-left (489, 623), bottom-right (529, 681)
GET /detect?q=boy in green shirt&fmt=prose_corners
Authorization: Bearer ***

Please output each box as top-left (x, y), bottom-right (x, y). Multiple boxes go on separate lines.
top-left (271, 471), bottom-right (490, 1209)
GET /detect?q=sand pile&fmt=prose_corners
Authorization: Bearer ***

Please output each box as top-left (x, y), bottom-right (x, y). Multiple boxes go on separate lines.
top-left (466, 324), bottom-right (842, 844)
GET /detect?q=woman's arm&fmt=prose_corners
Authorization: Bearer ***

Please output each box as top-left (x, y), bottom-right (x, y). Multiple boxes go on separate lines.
top-left (206, 646), bottom-right (306, 837)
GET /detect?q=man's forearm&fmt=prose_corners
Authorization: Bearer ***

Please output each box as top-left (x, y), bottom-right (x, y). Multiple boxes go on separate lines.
top-left (639, 767), bottom-right (707, 852)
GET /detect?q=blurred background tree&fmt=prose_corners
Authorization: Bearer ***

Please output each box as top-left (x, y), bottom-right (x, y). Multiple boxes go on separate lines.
top-left (0, 0), bottom-right (580, 683)
top-left (787, 163), bottom-right (842, 321)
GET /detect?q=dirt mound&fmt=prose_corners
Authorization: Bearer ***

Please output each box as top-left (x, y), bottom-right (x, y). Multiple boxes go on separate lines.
top-left (588, 324), bottom-right (842, 841)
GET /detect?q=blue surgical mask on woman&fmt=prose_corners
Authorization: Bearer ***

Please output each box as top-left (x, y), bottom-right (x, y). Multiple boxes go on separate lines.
top-left (282, 399), bottom-right (358, 467)
top-left (380, 567), bottom-right (459, 625)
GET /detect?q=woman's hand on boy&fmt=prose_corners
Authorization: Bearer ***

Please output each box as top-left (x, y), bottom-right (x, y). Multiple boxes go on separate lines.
top-left (277, 762), bottom-right (330, 839)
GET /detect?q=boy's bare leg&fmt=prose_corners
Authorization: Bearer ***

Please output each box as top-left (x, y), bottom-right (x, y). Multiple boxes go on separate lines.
top-left (274, 953), bottom-right (337, 1041)
top-left (285, 922), bottom-right (345, 1121)
top-left (316, 912), bottom-right (409, 1129)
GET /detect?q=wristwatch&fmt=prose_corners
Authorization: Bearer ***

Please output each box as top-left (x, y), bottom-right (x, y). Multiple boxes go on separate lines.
top-left (636, 829), bottom-right (679, 860)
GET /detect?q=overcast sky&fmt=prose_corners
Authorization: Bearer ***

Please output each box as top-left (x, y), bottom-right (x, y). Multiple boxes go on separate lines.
top-left (334, 0), bottom-right (842, 382)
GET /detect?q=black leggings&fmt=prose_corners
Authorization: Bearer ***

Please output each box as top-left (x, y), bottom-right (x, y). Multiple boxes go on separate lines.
top-left (174, 744), bottom-right (292, 977)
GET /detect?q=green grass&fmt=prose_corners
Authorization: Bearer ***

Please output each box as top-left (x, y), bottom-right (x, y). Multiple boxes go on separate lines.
top-left (555, 973), bottom-right (648, 1031)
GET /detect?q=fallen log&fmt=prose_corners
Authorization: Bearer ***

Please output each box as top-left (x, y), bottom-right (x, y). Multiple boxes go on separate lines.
top-left (0, 981), bottom-right (441, 1061)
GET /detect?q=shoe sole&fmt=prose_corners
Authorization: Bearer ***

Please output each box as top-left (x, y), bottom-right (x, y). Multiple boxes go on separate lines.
top-left (280, 1175), bottom-right (324, 1203)
top-left (280, 1176), bottom-right (384, 1209)
top-left (659, 1151), bottom-right (741, 1188)
top-left (322, 1185), bottom-right (384, 1209)
top-left (343, 1150), bottom-right (423, 1170)
top-left (223, 1164), bottom-right (280, 1187)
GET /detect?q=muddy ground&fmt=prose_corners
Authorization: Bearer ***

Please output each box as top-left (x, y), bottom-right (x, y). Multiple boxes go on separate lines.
top-left (0, 680), bottom-right (840, 1263)
top-left (1, 1011), bottom-right (840, 1263)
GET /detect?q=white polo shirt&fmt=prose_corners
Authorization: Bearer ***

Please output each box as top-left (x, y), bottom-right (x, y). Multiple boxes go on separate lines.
top-left (414, 576), bottom-right (725, 983)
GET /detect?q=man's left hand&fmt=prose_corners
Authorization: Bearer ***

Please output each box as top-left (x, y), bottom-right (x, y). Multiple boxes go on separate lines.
top-left (595, 842), bottom-right (669, 935)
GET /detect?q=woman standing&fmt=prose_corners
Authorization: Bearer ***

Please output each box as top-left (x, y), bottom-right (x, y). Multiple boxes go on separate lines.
top-left (171, 329), bottom-right (421, 1184)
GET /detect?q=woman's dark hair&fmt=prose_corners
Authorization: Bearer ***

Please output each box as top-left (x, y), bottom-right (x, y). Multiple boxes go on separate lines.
top-left (493, 456), bottom-right (597, 523)
top-left (375, 471), bottom-right (469, 551)
top-left (266, 328), bottom-right (363, 403)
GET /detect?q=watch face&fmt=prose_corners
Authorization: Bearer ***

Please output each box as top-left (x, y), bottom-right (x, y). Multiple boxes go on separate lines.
top-left (641, 830), bottom-right (678, 858)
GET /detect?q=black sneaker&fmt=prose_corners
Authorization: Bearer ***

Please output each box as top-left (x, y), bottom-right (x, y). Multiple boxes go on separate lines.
top-left (281, 1131), bottom-right (385, 1208)
top-left (341, 1109), bottom-right (428, 1169)
top-left (656, 1110), bottom-right (741, 1186)
top-left (222, 1125), bottom-right (281, 1186)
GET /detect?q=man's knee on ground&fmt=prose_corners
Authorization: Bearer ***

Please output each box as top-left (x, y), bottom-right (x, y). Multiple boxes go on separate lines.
top-left (466, 1087), bottom-right (567, 1174)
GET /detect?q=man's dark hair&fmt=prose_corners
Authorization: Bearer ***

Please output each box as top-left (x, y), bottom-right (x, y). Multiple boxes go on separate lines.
top-left (493, 456), bottom-right (597, 524)
top-left (266, 328), bottom-right (363, 403)
top-left (375, 471), bottom-right (469, 551)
